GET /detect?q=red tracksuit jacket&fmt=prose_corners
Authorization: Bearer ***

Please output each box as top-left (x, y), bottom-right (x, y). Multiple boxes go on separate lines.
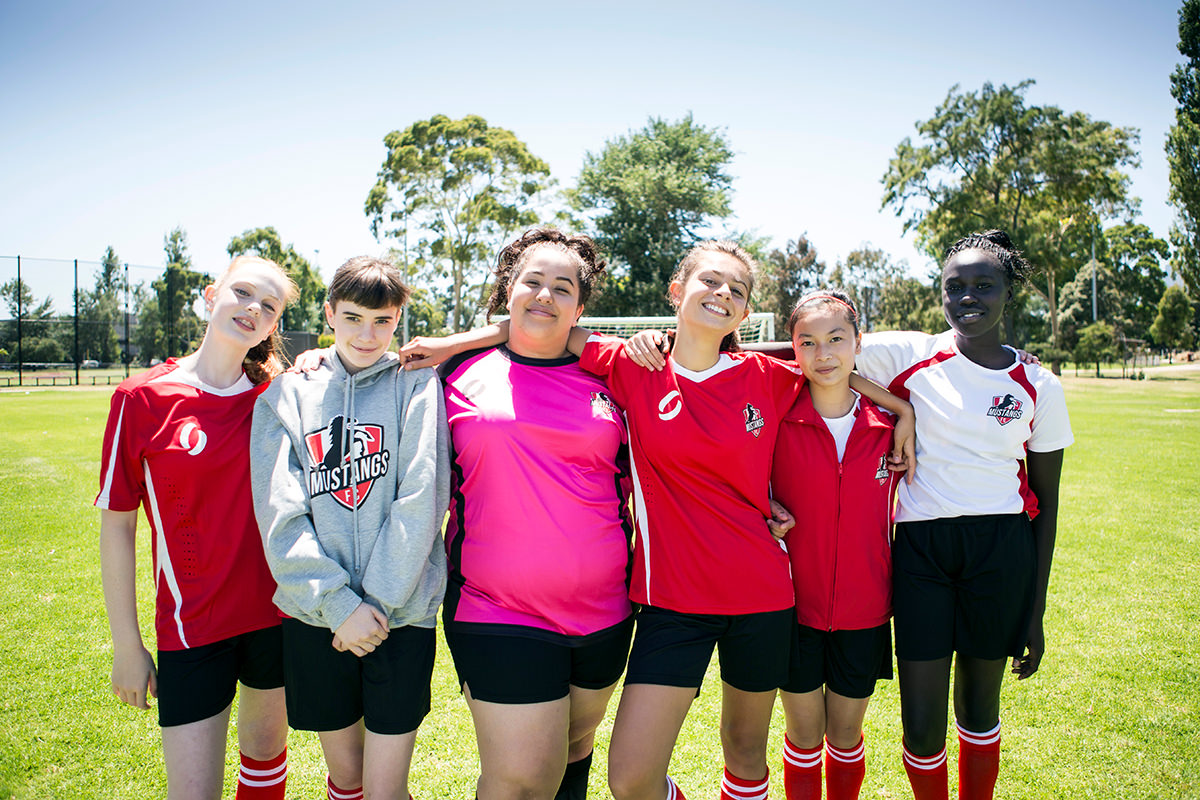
top-left (772, 386), bottom-right (899, 631)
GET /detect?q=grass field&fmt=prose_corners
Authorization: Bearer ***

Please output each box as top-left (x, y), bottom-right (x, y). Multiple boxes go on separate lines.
top-left (1, 370), bottom-right (1198, 799)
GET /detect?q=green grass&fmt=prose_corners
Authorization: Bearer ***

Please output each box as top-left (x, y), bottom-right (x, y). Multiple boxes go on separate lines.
top-left (1, 369), bottom-right (1198, 798)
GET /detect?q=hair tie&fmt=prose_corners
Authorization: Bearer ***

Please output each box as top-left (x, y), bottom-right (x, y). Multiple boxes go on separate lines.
top-left (798, 293), bottom-right (857, 319)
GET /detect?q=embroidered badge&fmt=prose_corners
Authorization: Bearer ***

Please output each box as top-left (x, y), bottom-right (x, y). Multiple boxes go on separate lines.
top-left (743, 403), bottom-right (765, 438)
top-left (987, 394), bottom-right (1024, 426)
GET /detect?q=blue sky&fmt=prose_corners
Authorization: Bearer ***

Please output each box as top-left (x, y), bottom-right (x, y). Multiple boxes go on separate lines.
top-left (0, 0), bottom-right (1185, 310)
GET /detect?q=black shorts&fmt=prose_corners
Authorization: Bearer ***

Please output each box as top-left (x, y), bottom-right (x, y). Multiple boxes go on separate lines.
top-left (156, 625), bottom-right (284, 728)
top-left (624, 605), bottom-right (794, 693)
top-left (782, 622), bottom-right (893, 699)
top-left (893, 514), bottom-right (1036, 661)
top-left (281, 618), bottom-right (435, 735)
top-left (444, 616), bottom-right (634, 704)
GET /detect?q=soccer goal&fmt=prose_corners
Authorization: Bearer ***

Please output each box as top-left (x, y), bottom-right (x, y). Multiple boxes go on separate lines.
top-left (578, 312), bottom-right (776, 343)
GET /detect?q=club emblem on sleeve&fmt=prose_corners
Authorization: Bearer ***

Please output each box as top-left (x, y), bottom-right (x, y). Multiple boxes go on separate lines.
top-left (743, 403), bottom-right (765, 437)
top-left (304, 415), bottom-right (390, 509)
top-left (987, 394), bottom-right (1024, 426)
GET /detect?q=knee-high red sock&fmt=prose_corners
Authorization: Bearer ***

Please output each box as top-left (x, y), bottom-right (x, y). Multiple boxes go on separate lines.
top-left (326, 775), bottom-right (364, 800)
top-left (825, 736), bottom-right (865, 800)
top-left (234, 749), bottom-right (286, 800)
top-left (666, 775), bottom-right (688, 800)
top-left (957, 720), bottom-right (1001, 800)
top-left (721, 766), bottom-right (770, 800)
top-left (782, 734), bottom-right (822, 800)
top-left (902, 741), bottom-right (948, 800)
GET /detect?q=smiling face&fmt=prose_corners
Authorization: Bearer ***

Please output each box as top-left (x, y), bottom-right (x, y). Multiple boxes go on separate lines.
top-left (324, 299), bottom-right (402, 373)
top-left (942, 248), bottom-right (1011, 344)
top-left (204, 259), bottom-right (287, 351)
top-left (669, 252), bottom-right (752, 339)
top-left (505, 245), bottom-right (584, 358)
top-left (791, 304), bottom-right (860, 391)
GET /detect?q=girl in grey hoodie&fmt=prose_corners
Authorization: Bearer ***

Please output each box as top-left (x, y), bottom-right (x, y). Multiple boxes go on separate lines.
top-left (250, 256), bottom-right (448, 800)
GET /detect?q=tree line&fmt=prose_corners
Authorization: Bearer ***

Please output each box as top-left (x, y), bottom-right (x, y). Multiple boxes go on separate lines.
top-left (6, 1), bottom-right (1198, 369)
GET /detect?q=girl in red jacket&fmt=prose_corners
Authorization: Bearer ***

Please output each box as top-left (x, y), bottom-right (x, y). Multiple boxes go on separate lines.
top-left (772, 290), bottom-right (899, 800)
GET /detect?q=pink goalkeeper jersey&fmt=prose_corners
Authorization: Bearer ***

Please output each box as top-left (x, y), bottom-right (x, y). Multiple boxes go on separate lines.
top-left (581, 335), bottom-right (805, 615)
top-left (95, 361), bottom-right (280, 651)
top-left (440, 346), bottom-right (633, 639)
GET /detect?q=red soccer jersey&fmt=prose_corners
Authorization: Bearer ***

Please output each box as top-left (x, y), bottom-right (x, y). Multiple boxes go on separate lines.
top-left (95, 361), bottom-right (280, 650)
top-left (581, 335), bottom-right (805, 615)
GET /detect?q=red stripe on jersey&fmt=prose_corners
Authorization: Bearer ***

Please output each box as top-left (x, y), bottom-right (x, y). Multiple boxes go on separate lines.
top-left (1008, 365), bottom-right (1040, 519)
top-left (886, 349), bottom-right (956, 400)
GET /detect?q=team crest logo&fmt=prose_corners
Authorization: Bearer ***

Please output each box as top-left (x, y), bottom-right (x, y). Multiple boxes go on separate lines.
top-left (590, 391), bottom-right (617, 418)
top-left (743, 403), bottom-right (765, 438)
top-left (304, 415), bottom-right (390, 510)
top-left (874, 456), bottom-right (889, 484)
top-left (987, 394), bottom-right (1024, 426)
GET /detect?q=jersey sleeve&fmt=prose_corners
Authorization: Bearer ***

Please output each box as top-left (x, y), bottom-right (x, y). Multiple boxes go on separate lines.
top-left (360, 368), bottom-right (450, 623)
top-left (1028, 369), bottom-right (1075, 452)
top-left (579, 334), bottom-right (631, 400)
top-left (757, 352), bottom-right (807, 415)
top-left (95, 386), bottom-right (144, 511)
top-left (856, 331), bottom-right (940, 387)
top-left (249, 385), bottom-right (363, 632)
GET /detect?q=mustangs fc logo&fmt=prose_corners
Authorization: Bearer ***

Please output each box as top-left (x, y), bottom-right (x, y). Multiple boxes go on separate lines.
top-left (874, 456), bottom-right (889, 484)
top-left (304, 415), bottom-right (390, 510)
top-left (743, 403), bottom-right (765, 438)
top-left (986, 394), bottom-right (1024, 426)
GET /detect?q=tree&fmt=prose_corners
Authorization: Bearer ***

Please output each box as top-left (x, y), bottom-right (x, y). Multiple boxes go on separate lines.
top-left (1167, 0), bottom-right (1200, 296)
top-left (1150, 285), bottom-right (1196, 359)
top-left (0, 278), bottom-right (55, 363)
top-left (826, 246), bottom-right (924, 332)
top-left (366, 114), bottom-right (551, 332)
top-left (139, 228), bottom-right (209, 361)
top-left (571, 114), bottom-right (734, 315)
top-left (757, 234), bottom-right (827, 334)
top-left (1073, 322), bottom-right (1117, 377)
top-left (882, 81), bottom-right (1140, 359)
top-left (227, 227), bottom-right (325, 332)
top-left (1101, 222), bottom-right (1168, 340)
top-left (76, 246), bottom-right (123, 363)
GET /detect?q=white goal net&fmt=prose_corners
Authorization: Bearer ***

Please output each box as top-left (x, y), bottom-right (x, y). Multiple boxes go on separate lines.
top-left (577, 312), bottom-right (776, 343)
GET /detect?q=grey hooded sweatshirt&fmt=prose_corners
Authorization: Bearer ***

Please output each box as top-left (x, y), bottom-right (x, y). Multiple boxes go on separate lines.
top-left (249, 348), bottom-right (449, 632)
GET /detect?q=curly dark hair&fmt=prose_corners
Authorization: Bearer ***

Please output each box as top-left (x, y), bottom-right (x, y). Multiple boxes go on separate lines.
top-left (943, 229), bottom-right (1035, 286)
top-left (484, 228), bottom-right (608, 321)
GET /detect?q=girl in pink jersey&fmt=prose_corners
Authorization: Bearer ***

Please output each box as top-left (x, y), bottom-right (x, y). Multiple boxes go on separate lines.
top-left (407, 228), bottom-right (633, 800)
top-left (407, 240), bottom-right (913, 800)
top-left (97, 256), bottom-right (297, 800)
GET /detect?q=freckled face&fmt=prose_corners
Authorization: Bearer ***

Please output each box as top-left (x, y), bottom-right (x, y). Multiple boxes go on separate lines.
top-left (205, 262), bottom-right (287, 349)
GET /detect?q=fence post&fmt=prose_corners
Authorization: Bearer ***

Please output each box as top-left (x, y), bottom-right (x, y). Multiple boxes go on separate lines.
top-left (123, 263), bottom-right (130, 378)
top-left (16, 255), bottom-right (22, 387)
top-left (74, 259), bottom-right (81, 386)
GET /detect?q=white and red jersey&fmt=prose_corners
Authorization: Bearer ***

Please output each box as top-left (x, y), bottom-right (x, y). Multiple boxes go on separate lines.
top-left (581, 335), bottom-right (805, 615)
top-left (96, 360), bottom-right (279, 651)
top-left (856, 331), bottom-right (1074, 523)
top-left (440, 346), bottom-right (633, 640)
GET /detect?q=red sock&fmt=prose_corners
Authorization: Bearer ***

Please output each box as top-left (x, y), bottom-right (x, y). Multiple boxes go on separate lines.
top-left (326, 775), bottom-right (364, 800)
top-left (782, 735), bottom-right (822, 800)
top-left (666, 775), bottom-right (688, 800)
top-left (235, 749), bottom-right (286, 799)
top-left (721, 766), bottom-right (770, 800)
top-left (825, 736), bottom-right (865, 800)
top-left (957, 720), bottom-right (1001, 800)
top-left (902, 741), bottom-right (948, 800)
